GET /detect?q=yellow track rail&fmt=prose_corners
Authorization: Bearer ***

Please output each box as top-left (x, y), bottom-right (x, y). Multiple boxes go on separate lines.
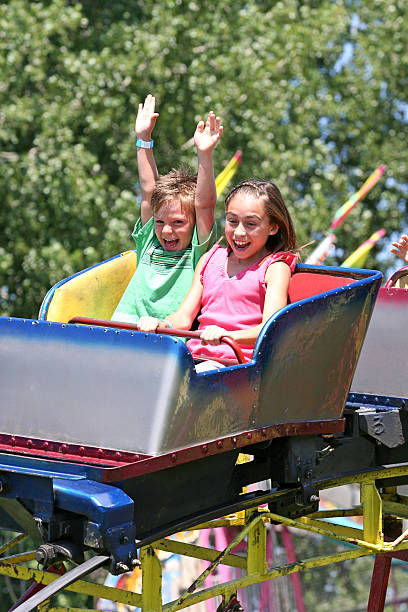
top-left (2, 466), bottom-right (408, 611)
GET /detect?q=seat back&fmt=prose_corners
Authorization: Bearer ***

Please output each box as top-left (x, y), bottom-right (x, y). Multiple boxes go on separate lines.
top-left (385, 265), bottom-right (408, 290)
top-left (39, 251), bottom-right (137, 323)
top-left (288, 270), bottom-right (355, 303)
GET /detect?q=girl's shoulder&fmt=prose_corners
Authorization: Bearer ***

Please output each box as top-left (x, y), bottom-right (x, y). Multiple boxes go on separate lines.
top-left (200, 243), bottom-right (227, 281)
top-left (261, 251), bottom-right (298, 273)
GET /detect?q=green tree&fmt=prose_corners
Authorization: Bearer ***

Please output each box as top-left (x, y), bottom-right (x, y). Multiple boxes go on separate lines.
top-left (0, 0), bottom-right (406, 317)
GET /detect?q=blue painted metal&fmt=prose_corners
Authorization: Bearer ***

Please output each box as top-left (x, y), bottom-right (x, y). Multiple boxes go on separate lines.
top-left (0, 262), bottom-right (382, 568)
top-left (0, 265), bottom-right (381, 460)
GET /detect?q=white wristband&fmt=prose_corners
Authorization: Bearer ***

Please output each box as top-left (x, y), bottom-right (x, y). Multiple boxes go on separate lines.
top-left (136, 139), bottom-right (154, 149)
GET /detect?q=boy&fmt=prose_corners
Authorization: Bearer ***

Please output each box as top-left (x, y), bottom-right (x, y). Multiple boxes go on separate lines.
top-left (112, 94), bottom-right (223, 323)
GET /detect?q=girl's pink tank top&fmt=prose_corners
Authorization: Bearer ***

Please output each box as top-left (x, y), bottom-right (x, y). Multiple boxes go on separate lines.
top-left (186, 245), bottom-right (297, 362)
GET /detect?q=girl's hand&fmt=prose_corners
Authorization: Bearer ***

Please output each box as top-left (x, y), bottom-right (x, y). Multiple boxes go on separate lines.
top-left (194, 111), bottom-right (223, 154)
top-left (391, 234), bottom-right (408, 264)
top-left (135, 94), bottom-right (159, 140)
top-left (137, 316), bottom-right (161, 333)
top-left (200, 325), bottom-right (228, 345)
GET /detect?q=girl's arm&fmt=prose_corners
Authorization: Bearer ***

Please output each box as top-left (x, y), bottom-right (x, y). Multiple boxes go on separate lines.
top-left (200, 261), bottom-right (291, 346)
top-left (194, 112), bottom-right (223, 244)
top-left (137, 255), bottom-right (206, 333)
top-left (136, 95), bottom-right (160, 226)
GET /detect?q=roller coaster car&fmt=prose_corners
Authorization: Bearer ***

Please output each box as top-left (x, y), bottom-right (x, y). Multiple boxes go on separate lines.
top-left (0, 251), bottom-right (383, 573)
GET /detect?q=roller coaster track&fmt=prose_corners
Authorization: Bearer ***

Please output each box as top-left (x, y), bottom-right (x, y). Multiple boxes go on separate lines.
top-left (3, 463), bottom-right (408, 612)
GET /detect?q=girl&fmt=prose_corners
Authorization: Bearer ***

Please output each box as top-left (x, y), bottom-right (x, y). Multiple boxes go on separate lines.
top-left (137, 179), bottom-right (298, 368)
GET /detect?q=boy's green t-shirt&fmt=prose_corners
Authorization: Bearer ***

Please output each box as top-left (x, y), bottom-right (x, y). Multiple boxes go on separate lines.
top-left (112, 217), bottom-right (217, 324)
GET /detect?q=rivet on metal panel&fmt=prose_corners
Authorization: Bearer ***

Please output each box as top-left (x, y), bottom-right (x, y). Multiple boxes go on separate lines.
top-left (171, 453), bottom-right (177, 463)
top-left (202, 444), bottom-right (208, 454)
top-left (216, 440), bottom-right (223, 449)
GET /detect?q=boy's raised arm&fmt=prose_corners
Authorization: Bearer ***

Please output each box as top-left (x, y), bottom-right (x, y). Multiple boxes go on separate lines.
top-left (135, 94), bottom-right (160, 226)
top-left (194, 112), bottom-right (223, 243)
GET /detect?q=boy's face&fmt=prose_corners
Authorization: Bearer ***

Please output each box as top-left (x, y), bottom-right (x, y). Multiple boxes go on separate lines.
top-left (153, 199), bottom-right (195, 251)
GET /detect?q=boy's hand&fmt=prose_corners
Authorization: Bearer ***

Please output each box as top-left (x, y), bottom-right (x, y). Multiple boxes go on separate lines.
top-left (137, 316), bottom-right (160, 333)
top-left (194, 111), bottom-right (223, 154)
top-left (135, 94), bottom-right (159, 140)
top-left (200, 325), bottom-right (228, 345)
top-left (391, 234), bottom-right (408, 264)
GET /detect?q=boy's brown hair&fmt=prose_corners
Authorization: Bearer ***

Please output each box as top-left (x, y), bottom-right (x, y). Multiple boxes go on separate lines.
top-left (151, 167), bottom-right (197, 216)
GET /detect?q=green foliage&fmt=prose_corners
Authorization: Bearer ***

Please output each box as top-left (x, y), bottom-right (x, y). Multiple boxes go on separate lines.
top-left (0, 0), bottom-right (407, 316)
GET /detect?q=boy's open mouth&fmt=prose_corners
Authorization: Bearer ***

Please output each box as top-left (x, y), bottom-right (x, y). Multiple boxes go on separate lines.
top-left (163, 238), bottom-right (179, 250)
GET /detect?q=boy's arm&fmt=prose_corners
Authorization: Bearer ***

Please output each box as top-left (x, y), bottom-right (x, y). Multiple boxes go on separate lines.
top-left (194, 112), bottom-right (223, 243)
top-left (136, 94), bottom-right (160, 226)
top-left (137, 255), bottom-right (206, 332)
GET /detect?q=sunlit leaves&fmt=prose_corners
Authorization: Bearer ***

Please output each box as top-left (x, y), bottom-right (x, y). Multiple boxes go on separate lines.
top-left (0, 0), bottom-right (407, 316)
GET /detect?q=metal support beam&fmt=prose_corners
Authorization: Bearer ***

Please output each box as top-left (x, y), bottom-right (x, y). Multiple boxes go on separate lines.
top-left (367, 555), bottom-right (391, 612)
top-left (361, 482), bottom-right (383, 545)
top-left (141, 546), bottom-right (162, 612)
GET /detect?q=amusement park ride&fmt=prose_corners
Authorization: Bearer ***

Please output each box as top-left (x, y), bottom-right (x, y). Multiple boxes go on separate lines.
top-left (0, 250), bottom-right (407, 612)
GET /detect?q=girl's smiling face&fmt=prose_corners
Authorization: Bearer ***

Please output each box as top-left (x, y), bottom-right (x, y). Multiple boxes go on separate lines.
top-left (225, 193), bottom-right (278, 263)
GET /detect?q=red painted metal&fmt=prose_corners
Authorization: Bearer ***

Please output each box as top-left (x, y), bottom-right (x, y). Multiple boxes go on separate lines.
top-left (367, 555), bottom-right (392, 612)
top-left (67, 317), bottom-right (247, 364)
top-left (0, 420), bottom-right (345, 483)
top-left (8, 564), bottom-right (65, 612)
top-left (281, 526), bottom-right (306, 612)
top-left (385, 265), bottom-right (408, 289)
